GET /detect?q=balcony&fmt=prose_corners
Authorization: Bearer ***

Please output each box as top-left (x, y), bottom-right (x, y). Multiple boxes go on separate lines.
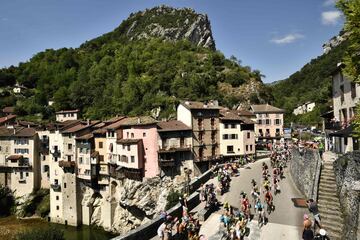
top-left (324, 121), bottom-right (342, 131)
top-left (159, 159), bottom-right (175, 167)
top-left (51, 183), bottom-right (61, 192)
top-left (158, 145), bottom-right (191, 153)
top-left (58, 160), bottom-right (75, 168)
top-left (78, 174), bottom-right (91, 181)
top-left (98, 176), bottom-right (109, 185)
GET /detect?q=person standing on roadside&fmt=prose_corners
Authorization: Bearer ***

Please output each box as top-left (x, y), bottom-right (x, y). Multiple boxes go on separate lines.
top-left (307, 199), bottom-right (322, 229)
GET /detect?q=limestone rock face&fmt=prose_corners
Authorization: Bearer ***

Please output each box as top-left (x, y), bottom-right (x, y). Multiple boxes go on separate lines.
top-left (79, 175), bottom-right (185, 234)
top-left (121, 5), bottom-right (216, 49)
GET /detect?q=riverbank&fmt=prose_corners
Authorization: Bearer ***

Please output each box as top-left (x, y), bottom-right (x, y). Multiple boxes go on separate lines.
top-left (0, 216), bottom-right (115, 240)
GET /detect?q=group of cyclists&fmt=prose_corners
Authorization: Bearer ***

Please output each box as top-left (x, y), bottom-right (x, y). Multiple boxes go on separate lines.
top-left (217, 144), bottom-right (292, 239)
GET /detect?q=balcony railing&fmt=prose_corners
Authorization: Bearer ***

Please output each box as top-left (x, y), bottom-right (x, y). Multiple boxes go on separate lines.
top-left (51, 183), bottom-right (61, 192)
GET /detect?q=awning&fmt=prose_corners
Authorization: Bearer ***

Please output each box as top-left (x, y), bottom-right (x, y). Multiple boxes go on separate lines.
top-left (329, 125), bottom-right (354, 137)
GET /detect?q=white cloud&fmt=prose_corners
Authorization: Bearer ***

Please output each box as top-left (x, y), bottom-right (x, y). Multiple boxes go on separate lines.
top-left (323, 0), bottom-right (336, 6)
top-left (270, 33), bottom-right (304, 44)
top-left (322, 11), bottom-right (342, 25)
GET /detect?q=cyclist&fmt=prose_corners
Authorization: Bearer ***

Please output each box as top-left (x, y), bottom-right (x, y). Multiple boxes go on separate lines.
top-left (264, 187), bottom-right (274, 214)
top-left (255, 199), bottom-right (266, 226)
top-left (241, 192), bottom-right (251, 220)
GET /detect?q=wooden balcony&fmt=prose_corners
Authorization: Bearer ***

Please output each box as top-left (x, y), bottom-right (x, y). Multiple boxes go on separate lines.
top-left (58, 160), bottom-right (75, 168)
top-left (159, 159), bottom-right (176, 167)
top-left (158, 145), bottom-right (191, 153)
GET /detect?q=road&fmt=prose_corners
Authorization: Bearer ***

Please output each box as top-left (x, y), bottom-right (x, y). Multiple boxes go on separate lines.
top-left (199, 158), bottom-right (308, 240)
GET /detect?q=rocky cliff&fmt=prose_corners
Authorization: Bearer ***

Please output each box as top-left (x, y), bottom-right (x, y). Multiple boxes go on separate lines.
top-left (333, 151), bottom-right (360, 240)
top-left (119, 5), bottom-right (215, 49)
top-left (80, 176), bottom-right (185, 234)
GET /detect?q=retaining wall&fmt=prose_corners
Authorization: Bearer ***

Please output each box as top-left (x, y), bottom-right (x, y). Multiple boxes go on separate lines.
top-left (289, 148), bottom-right (321, 200)
top-left (333, 151), bottom-right (360, 240)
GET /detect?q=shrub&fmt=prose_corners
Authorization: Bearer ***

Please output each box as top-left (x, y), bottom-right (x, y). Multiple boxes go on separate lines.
top-left (16, 226), bottom-right (64, 240)
top-left (165, 189), bottom-right (182, 210)
top-left (0, 184), bottom-right (15, 216)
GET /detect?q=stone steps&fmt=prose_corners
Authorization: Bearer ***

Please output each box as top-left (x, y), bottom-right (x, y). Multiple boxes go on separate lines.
top-left (317, 158), bottom-right (344, 240)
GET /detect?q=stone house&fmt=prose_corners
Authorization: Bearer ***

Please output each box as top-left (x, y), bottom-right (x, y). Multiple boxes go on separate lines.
top-left (177, 100), bottom-right (221, 174)
top-left (157, 120), bottom-right (193, 176)
top-left (55, 109), bottom-right (79, 122)
top-left (0, 127), bottom-right (40, 197)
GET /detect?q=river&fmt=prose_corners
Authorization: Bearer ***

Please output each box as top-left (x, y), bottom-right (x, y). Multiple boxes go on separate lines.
top-left (0, 216), bottom-right (116, 240)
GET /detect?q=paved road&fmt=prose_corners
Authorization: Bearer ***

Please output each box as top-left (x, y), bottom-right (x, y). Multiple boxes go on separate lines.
top-left (199, 158), bottom-right (308, 240)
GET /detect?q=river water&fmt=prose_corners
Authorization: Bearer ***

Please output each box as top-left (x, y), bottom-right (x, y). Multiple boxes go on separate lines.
top-left (0, 216), bottom-right (116, 240)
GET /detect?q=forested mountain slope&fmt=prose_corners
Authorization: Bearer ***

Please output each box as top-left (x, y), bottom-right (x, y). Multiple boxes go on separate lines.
top-left (0, 6), bottom-right (271, 120)
top-left (271, 41), bottom-right (348, 125)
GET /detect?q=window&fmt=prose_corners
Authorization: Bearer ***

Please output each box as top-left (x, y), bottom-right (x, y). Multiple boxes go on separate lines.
top-left (108, 131), bottom-right (115, 138)
top-left (265, 119), bottom-right (270, 125)
top-left (64, 183), bottom-right (66, 188)
top-left (258, 114), bottom-right (262, 118)
top-left (246, 145), bottom-right (249, 151)
top-left (26, 172), bottom-right (29, 177)
top-left (43, 155), bottom-right (46, 161)
top-left (250, 145), bottom-right (253, 151)
top-left (265, 113), bottom-right (269, 117)
top-left (56, 196), bottom-right (59, 200)
top-left (247, 132), bottom-right (251, 139)
top-left (56, 206), bottom-right (59, 210)
top-left (212, 146), bottom-right (216, 156)
top-left (223, 134), bottom-right (229, 140)
top-left (231, 134), bottom-right (238, 139)
top-left (351, 82), bottom-right (357, 98)
top-left (131, 156), bottom-right (135, 163)
top-left (99, 155), bottom-right (104, 162)
top-left (123, 145), bottom-right (125, 150)
top-left (224, 124), bottom-right (229, 129)
top-left (79, 157), bottom-right (83, 164)
top-left (99, 142), bottom-right (103, 149)
top-left (67, 155), bottom-right (72, 161)
top-left (127, 145), bottom-right (130, 151)
top-left (126, 132), bottom-right (129, 138)
top-left (257, 119), bottom-right (262, 125)
top-left (68, 144), bottom-right (72, 150)
top-left (14, 148), bottom-right (29, 154)
top-left (275, 119), bottom-right (281, 125)
top-left (227, 145), bottom-right (234, 153)
top-left (143, 132), bottom-right (146, 137)
top-left (20, 172), bottom-right (23, 179)
top-left (131, 133), bottom-right (134, 138)
top-left (231, 124), bottom-right (236, 129)
top-left (14, 139), bottom-right (29, 145)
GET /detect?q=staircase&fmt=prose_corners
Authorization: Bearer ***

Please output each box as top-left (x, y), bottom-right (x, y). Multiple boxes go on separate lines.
top-left (317, 154), bottom-right (344, 240)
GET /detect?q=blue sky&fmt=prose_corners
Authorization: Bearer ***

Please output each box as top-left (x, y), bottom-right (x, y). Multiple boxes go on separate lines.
top-left (0, 0), bottom-right (343, 83)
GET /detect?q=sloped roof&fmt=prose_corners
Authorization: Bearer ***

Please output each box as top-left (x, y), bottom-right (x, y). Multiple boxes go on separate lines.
top-left (2, 106), bottom-right (14, 113)
top-left (120, 116), bottom-right (157, 127)
top-left (250, 104), bottom-right (285, 113)
top-left (219, 109), bottom-right (255, 124)
top-left (62, 123), bottom-right (89, 134)
top-left (76, 133), bottom-right (93, 140)
top-left (180, 100), bottom-right (220, 110)
top-left (157, 120), bottom-right (191, 132)
top-left (56, 109), bottom-right (79, 114)
top-left (0, 115), bottom-right (16, 125)
top-left (116, 138), bottom-right (142, 144)
top-left (0, 127), bottom-right (36, 137)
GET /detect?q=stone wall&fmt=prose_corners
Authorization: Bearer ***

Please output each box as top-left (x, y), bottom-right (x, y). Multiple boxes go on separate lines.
top-left (289, 148), bottom-right (321, 200)
top-left (333, 151), bottom-right (360, 240)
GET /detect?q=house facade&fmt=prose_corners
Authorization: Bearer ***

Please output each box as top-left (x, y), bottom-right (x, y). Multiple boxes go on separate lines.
top-left (55, 110), bottom-right (79, 122)
top-left (219, 109), bottom-right (255, 159)
top-left (177, 101), bottom-right (221, 173)
top-left (0, 127), bottom-right (40, 197)
top-left (250, 104), bottom-right (285, 141)
top-left (323, 63), bottom-right (360, 154)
